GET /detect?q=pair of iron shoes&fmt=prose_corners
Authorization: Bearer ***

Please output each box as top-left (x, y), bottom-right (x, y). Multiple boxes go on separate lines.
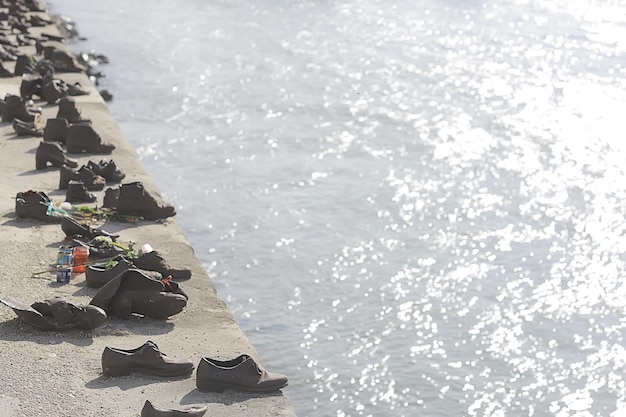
top-left (102, 340), bottom-right (288, 393)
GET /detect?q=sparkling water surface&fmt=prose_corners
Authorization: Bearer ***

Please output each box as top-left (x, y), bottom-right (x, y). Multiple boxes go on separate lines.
top-left (50, 1), bottom-right (626, 415)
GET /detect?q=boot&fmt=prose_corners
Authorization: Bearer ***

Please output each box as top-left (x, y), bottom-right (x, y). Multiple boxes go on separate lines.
top-left (1, 94), bottom-right (39, 122)
top-left (59, 164), bottom-right (106, 190)
top-left (34, 59), bottom-right (54, 78)
top-left (87, 159), bottom-right (125, 182)
top-left (15, 198), bottom-right (62, 223)
top-left (116, 182), bottom-right (176, 220)
top-left (12, 118), bottom-right (42, 136)
top-left (19, 76), bottom-right (42, 100)
top-left (42, 117), bottom-right (69, 143)
top-left (50, 49), bottom-right (86, 73)
top-left (0, 61), bottom-right (12, 78)
top-left (16, 190), bottom-right (50, 204)
top-left (66, 124), bottom-right (115, 154)
top-left (35, 141), bottom-right (78, 170)
top-left (14, 54), bottom-right (34, 76)
top-left (65, 180), bottom-right (97, 203)
top-left (133, 249), bottom-right (192, 281)
top-left (57, 97), bottom-right (90, 123)
top-left (41, 76), bottom-right (68, 104)
top-left (102, 186), bottom-right (119, 209)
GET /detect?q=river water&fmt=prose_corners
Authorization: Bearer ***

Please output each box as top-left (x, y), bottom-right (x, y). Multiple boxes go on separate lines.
top-left (48, 1), bottom-right (626, 416)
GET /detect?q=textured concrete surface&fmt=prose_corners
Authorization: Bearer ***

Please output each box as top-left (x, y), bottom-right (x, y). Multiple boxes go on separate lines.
top-left (0, 4), bottom-right (296, 417)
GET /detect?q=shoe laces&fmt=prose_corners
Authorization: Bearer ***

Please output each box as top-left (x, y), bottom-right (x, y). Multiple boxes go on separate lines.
top-left (161, 275), bottom-right (174, 291)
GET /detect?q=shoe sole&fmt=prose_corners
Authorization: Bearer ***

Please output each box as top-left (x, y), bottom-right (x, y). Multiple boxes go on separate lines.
top-left (196, 380), bottom-right (288, 393)
top-left (102, 366), bottom-right (193, 378)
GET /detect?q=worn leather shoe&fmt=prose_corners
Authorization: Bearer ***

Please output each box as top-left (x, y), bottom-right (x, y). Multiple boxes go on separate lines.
top-left (102, 340), bottom-right (193, 377)
top-left (141, 400), bottom-right (207, 417)
top-left (196, 354), bottom-right (288, 393)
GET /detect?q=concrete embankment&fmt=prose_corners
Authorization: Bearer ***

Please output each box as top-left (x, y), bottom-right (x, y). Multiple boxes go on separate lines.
top-left (0, 3), bottom-right (296, 417)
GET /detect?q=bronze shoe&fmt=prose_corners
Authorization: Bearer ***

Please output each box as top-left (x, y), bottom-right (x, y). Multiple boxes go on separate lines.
top-left (85, 256), bottom-right (162, 289)
top-left (115, 182), bottom-right (176, 220)
top-left (1, 296), bottom-right (107, 331)
top-left (59, 164), bottom-right (106, 190)
top-left (133, 249), bottom-right (192, 281)
top-left (43, 117), bottom-right (70, 144)
top-left (12, 118), bottom-right (42, 136)
top-left (61, 215), bottom-right (119, 241)
top-left (87, 159), bottom-right (125, 182)
top-left (15, 198), bottom-right (62, 223)
top-left (66, 124), bottom-right (114, 154)
top-left (141, 400), bottom-right (207, 417)
top-left (35, 140), bottom-right (78, 170)
top-left (1, 93), bottom-right (39, 122)
top-left (65, 180), bottom-right (97, 203)
top-left (41, 76), bottom-right (68, 104)
top-left (101, 340), bottom-right (193, 377)
top-left (90, 269), bottom-right (187, 320)
top-left (196, 354), bottom-right (288, 393)
top-left (57, 97), bottom-right (91, 123)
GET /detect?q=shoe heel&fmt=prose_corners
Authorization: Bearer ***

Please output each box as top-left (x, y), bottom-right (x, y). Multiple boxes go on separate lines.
top-left (102, 368), bottom-right (131, 377)
top-left (35, 156), bottom-right (48, 170)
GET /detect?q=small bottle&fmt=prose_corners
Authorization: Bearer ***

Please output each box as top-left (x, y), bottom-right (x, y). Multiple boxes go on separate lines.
top-left (72, 246), bottom-right (90, 273)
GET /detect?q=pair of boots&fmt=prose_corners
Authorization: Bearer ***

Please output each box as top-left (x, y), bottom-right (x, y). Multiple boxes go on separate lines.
top-left (43, 108), bottom-right (113, 155)
top-left (59, 164), bottom-right (106, 191)
top-left (56, 159), bottom-right (125, 186)
top-left (104, 182), bottom-right (176, 220)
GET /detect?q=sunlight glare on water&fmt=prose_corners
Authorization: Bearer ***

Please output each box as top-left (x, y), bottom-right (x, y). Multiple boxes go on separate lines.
top-left (48, 0), bottom-right (626, 415)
